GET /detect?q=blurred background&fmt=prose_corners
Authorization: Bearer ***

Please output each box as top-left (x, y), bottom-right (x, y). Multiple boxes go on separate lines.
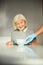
top-left (0, 0), bottom-right (43, 45)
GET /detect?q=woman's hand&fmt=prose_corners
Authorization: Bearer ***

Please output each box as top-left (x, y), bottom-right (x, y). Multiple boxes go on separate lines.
top-left (24, 33), bottom-right (36, 44)
top-left (30, 42), bottom-right (38, 46)
top-left (6, 41), bottom-right (13, 48)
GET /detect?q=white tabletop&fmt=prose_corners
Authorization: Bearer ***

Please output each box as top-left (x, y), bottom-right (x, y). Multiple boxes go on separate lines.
top-left (0, 37), bottom-right (43, 65)
top-left (0, 46), bottom-right (43, 64)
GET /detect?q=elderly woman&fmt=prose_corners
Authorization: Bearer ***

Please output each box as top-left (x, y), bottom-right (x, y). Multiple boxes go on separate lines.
top-left (6, 14), bottom-right (43, 47)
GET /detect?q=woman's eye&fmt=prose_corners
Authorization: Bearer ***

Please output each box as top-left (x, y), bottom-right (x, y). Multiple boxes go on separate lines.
top-left (21, 22), bottom-right (23, 23)
top-left (16, 23), bottom-right (19, 25)
top-left (17, 23), bottom-right (19, 25)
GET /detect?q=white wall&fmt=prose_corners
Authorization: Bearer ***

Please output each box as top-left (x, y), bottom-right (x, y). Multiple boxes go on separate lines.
top-left (0, 0), bottom-right (43, 44)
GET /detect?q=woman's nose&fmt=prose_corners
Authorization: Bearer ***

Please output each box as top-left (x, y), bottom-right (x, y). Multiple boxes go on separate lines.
top-left (19, 23), bottom-right (22, 26)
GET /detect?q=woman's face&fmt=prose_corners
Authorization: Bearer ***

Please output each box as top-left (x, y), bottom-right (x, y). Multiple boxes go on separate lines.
top-left (15, 19), bottom-right (26, 31)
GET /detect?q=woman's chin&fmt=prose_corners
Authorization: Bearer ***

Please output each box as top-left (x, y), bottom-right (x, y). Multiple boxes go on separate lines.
top-left (19, 28), bottom-right (24, 31)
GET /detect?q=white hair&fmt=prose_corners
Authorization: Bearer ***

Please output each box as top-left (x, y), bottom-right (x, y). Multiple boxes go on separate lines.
top-left (13, 14), bottom-right (27, 29)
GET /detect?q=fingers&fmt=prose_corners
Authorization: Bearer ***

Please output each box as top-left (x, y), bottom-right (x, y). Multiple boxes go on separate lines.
top-left (6, 41), bottom-right (13, 48)
top-left (30, 42), bottom-right (38, 46)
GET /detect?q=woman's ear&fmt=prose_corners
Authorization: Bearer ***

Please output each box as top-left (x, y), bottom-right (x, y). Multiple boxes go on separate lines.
top-left (13, 22), bottom-right (17, 30)
top-left (24, 20), bottom-right (27, 27)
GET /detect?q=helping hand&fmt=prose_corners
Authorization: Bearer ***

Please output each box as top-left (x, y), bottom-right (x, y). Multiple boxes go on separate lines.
top-left (24, 33), bottom-right (37, 44)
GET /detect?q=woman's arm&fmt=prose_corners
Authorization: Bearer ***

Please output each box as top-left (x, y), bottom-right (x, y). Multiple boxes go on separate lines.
top-left (35, 26), bottom-right (43, 36)
top-left (25, 25), bottom-right (43, 44)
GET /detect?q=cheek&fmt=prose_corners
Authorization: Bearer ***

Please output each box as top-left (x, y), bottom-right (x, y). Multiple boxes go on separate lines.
top-left (16, 25), bottom-right (19, 28)
top-left (23, 23), bottom-right (26, 27)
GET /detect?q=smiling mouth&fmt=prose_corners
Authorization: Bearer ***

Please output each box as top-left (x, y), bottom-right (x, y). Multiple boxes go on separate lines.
top-left (19, 27), bottom-right (23, 28)
top-left (19, 26), bottom-right (24, 28)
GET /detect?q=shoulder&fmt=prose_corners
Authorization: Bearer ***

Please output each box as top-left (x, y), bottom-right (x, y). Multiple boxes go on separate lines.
top-left (11, 29), bottom-right (19, 32)
top-left (11, 29), bottom-right (20, 35)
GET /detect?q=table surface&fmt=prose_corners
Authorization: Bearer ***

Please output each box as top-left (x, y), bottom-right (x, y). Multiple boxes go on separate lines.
top-left (0, 45), bottom-right (43, 65)
top-left (0, 37), bottom-right (43, 65)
